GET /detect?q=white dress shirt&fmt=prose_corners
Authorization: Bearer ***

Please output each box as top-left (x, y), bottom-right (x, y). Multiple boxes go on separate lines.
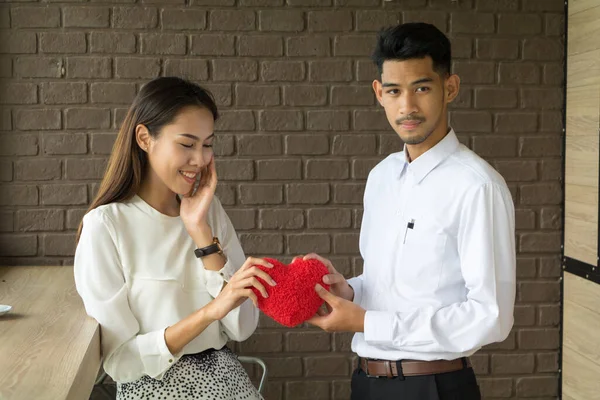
top-left (348, 129), bottom-right (516, 362)
top-left (74, 195), bottom-right (258, 383)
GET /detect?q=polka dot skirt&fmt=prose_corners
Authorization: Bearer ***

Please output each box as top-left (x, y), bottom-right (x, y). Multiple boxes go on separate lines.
top-left (117, 347), bottom-right (263, 400)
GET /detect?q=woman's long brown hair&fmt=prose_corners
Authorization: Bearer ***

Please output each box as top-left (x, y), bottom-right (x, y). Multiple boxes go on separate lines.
top-left (76, 77), bottom-right (219, 243)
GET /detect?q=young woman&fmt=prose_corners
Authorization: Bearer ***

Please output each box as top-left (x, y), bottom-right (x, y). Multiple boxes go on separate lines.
top-left (74, 77), bottom-right (275, 400)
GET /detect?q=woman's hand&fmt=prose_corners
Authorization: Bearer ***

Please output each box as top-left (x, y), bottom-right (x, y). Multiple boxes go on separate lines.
top-left (180, 156), bottom-right (217, 236)
top-left (207, 257), bottom-right (277, 320)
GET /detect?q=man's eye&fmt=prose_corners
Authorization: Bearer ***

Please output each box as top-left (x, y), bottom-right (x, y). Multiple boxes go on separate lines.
top-left (387, 89), bottom-right (399, 95)
top-left (416, 87), bottom-right (430, 93)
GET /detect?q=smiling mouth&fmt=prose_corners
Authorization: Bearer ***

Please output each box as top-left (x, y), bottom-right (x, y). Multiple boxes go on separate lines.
top-left (179, 171), bottom-right (198, 183)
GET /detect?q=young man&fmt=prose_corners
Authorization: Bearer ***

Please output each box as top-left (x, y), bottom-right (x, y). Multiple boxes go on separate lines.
top-left (303, 23), bottom-right (516, 399)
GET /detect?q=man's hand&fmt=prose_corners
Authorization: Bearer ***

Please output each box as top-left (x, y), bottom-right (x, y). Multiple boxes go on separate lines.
top-left (293, 253), bottom-right (354, 302)
top-left (307, 284), bottom-right (366, 333)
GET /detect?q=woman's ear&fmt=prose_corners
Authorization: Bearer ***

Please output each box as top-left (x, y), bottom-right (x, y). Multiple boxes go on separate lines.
top-left (135, 124), bottom-right (151, 152)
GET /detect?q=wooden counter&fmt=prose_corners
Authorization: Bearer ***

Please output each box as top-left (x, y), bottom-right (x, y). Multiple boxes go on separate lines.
top-left (0, 266), bottom-right (100, 400)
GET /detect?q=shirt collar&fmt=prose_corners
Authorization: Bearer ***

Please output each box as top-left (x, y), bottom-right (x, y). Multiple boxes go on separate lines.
top-left (397, 128), bottom-right (460, 183)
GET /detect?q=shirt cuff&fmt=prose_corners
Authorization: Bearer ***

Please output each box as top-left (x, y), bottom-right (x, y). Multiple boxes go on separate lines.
top-left (204, 257), bottom-right (236, 298)
top-left (364, 311), bottom-right (396, 346)
top-left (347, 276), bottom-right (363, 306)
top-left (136, 328), bottom-right (180, 380)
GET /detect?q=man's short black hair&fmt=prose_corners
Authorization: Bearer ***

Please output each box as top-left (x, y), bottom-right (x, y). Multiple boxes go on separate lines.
top-left (372, 22), bottom-right (452, 77)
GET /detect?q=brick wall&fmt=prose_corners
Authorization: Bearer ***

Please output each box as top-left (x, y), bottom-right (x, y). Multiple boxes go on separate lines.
top-left (0, 0), bottom-right (564, 399)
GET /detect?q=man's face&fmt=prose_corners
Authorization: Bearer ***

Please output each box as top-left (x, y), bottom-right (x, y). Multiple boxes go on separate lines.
top-left (373, 57), bottom-right (459, 148)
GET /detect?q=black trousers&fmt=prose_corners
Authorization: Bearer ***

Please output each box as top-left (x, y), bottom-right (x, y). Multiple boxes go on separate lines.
top-left (350, 364), bottom-right (481, 400)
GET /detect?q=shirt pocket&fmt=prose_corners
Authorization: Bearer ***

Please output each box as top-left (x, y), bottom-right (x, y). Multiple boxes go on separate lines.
top-left (397, 213), bottom-right (447, 293)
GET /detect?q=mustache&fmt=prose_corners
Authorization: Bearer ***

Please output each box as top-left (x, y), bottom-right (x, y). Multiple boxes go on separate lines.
top-left (396, 116), bottom-right (425, 125)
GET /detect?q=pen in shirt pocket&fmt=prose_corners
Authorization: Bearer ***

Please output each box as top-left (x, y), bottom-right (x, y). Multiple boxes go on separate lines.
top-left (403, 218), bottom-right (415, 244)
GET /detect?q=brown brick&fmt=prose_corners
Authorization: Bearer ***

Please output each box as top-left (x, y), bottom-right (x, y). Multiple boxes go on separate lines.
top-left (483, 330), bottom-right (516, 350)
top-left (41, 82), bottom-right (86, 105)
top-left (516, 376), bottom-right (558, 397)
top-left (476, 38), bottom-right (518, 60)
top-left (476, 0), bottom-right (518, 10)
top-left (523, 0), bottom-right (564, 11)
top-left (498, 62), bottom-right (540, 84)
top-left (43, 134), bottom-right (86, 156)
top-left (191, 0), bottom-right (234, 4)
top-left (521, 88), bottom-right (563, 109)
top-left (258, 10), bottom-right (303, 32)
top-left (289, 0), bottom-right (331, 4)
top-left (41, 184), bottom-right (87, 205)
top-left (0, 211), bottom-right (13, 231)
top-left (239, 183), bottom-right (282, 205)
top-left (472, 136), bottom-right (517, 157)
top-left (545, 13), bottom-right (564, 36)
top-left (15, 57), bottom-right (63, 78)
top-left (0, 161), bottom-right (12, 182)
top-left (115, 57), bottom-right (160, 79)
top-left (333, 183), bottom-right (365, 205)
top-left (237, 135), bottom-right (281, 156)
top-left (215, 111), bottom-right (255, 132)
top-left (453, 61), bottom-right (495, 84)
top-left (498, 13), bottom-right (543, 35)
top-left (308, 11), bottom-right (351, 32)
top-left (306, 159), bottom-right (349, 180)
top-left (539, 257), bottom-right (561, 278)
top-left (539, 158), bottom-right (561, 181)
top-left (0, 135), bottom-right (38, 156)
top-left (520, 182), bottom-right (561, 205)
top-left (514, 304), bottom-right (536, 326)
top-left (287, 183), bottom-right (329, 204)
top-left (238, 332), bottom-right (283, 353)
top-left (236, 84), bottom-right (280, 106)
top-left (450, 12), bottom-right (494, 33)
top-left (240, 0), bottom-right (283, 5)
top-left (519, 136), bottom-right (561, 157)
top-left (403, 10), bottom-right (447, 32)
top-left (517, 257), bottom-right (537, 278)
top-left (214, 134), bottom-right (235, 157)
top-left (356, 10), bottom-right (401, 31)
top-left (333, 232), bottom-right (359, 254)
top-left (261, 61), bottom-right (305, 82)
top-left (225, 209), bottom-right (255, 230)
top-left (539, 304), bottom-right (560, 326)
top-left (309, 60), bottom-right (352, 82)
top-left (331, 85), bottom-right (374, 106)
top-left (0, 8), bottom-right (7, 29)
top-left (209, 10), bottom-right (255, 31)
top-left (495, 112), bottom-right (538, 133)
top-left (494, 160), bottom-right (537, 182)
top-left (141, 33), bottom-right (186, 55)
top-left (16, 210), bottom-right (64, 232)
top-left (284, 85), bottom-right (327, 107)
top-left (212, 60), bottom-right (257, 82)
top-left (66, 158), bottom-right (107, 180)
top-left (287, 37), bottom-right (330, 57)
top-left (449, 111), bottom-right (492, 133)
top-left (514, 208), bottom-right (536, 230)
top-left (543, 63), bottom-right (563, 85)
top-left (190, 35), bottom-right (235, 56)
top-left (163, 59), bottom-right (208, 81)
top-left (334, 35), bottom-right (375, 57)
top-left (0, 32), bottom-right (36, 54)
top-left (203, 84), bottom-right (232, 107)
top-left (0, 58), bottom-right (11, 78)
top-left (40, 33), bottom-right (86, 54)
top-left (286, 381), bottom-right (329, 400)
top-left (491, 353), bottom-right (534, 374)
top-left (0, 234), bottom-right (37, 256)
top-left (288, 233), bottom-right (330, 254)
top-left (308, 208), bottom-right (352, 229)
top-left (332, 135), bottom-right (377, 156)
top-left (285, 134), bottom-right (329, 155)
top-left (64, 6), bottom-right (110, 27)
top-left (475, 88), bottom-right (518, 109)
top-left (519, 281), bottom-right (560, 302)
top-left (90, 82), bottom-right (136, 104)
top-left (478, 377), bottom-right (513, 398)
top-left (259, 209), bottom-right (304, 230)
top-left (215, 159), bottom-right (254, 180)
top-left (540, 111), bottom-right (562, 132)
top-left (11, 7), bottom-right (60, 28)
top-left (113, 7), bottom-right (158, 29)
top-left (536, 352), bottom-right (559, 373)
top-left (540, 207), bottom-right (561, 230)
top-left (307, 111), bottom-right (350, 131)
top-left (239, 233), bottom-right (284, 254)
top-left (352, 158), bottom-right (381, 179)
top-left (161, 9), bottom-right (206, 30)
top-left (15, 109), bottom-right (61, 131)
top-left (67, 57), bottom-right (111, 79)
top-left (238, 36), bottom-right (283, 57)
top-left (0, 185), bottom-right (38, 206)
top-left (523, 38), bottom-right (564, 61)
top-left (519, 232), bottom-right (561, 253)
top-left (0, 82), bottom-right (37, 105)
top-left (286, 332), bottom-right (331, 352)
top-left (354, 110), bottom-right (389, 131)
top-left (257, 159), bottom-right (301, 180)
top-left (264, 357), bottom-right (302, 378)
top-left (65, 108), bottom-right (110, 130)
top-left (260, 110), bottom-right (303, 131)
top-left (43, 233), bottom-right (76, 256)
top-left (15, 159), bottom-right (61, 181)
top-left (305, 356), bottom-right (350, 377)
top-left (215, 184), bottom-right (235, 205)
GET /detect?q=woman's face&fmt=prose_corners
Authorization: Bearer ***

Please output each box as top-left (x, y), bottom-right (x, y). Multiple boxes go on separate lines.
top-left (140, 106), bottom-right (215, 196)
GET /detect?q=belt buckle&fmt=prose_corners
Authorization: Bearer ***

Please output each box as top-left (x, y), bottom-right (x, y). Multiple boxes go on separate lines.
top-left (364, 360), bottom-right (380, 379)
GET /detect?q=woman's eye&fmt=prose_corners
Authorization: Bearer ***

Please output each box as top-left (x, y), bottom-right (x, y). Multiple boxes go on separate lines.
top-left (203, 144), bottom-right (214, 148)
top-left (180, 143), bottom-right (194, 148)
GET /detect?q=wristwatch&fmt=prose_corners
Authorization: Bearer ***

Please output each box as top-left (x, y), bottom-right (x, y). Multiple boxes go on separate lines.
top-left (194, 237), bottom-right (224, 258)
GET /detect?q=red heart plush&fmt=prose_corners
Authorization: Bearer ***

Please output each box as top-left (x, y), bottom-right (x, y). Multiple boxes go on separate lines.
top-left (251, 258), bottom-right (330, 327)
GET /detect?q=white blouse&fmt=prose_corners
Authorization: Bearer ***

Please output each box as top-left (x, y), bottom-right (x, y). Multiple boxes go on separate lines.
top-left (74, 195), bottom-right (258, 383)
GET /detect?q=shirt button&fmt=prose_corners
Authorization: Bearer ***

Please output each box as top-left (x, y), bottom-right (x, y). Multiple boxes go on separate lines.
top-left (168, 359), bottom-right (173, 363)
